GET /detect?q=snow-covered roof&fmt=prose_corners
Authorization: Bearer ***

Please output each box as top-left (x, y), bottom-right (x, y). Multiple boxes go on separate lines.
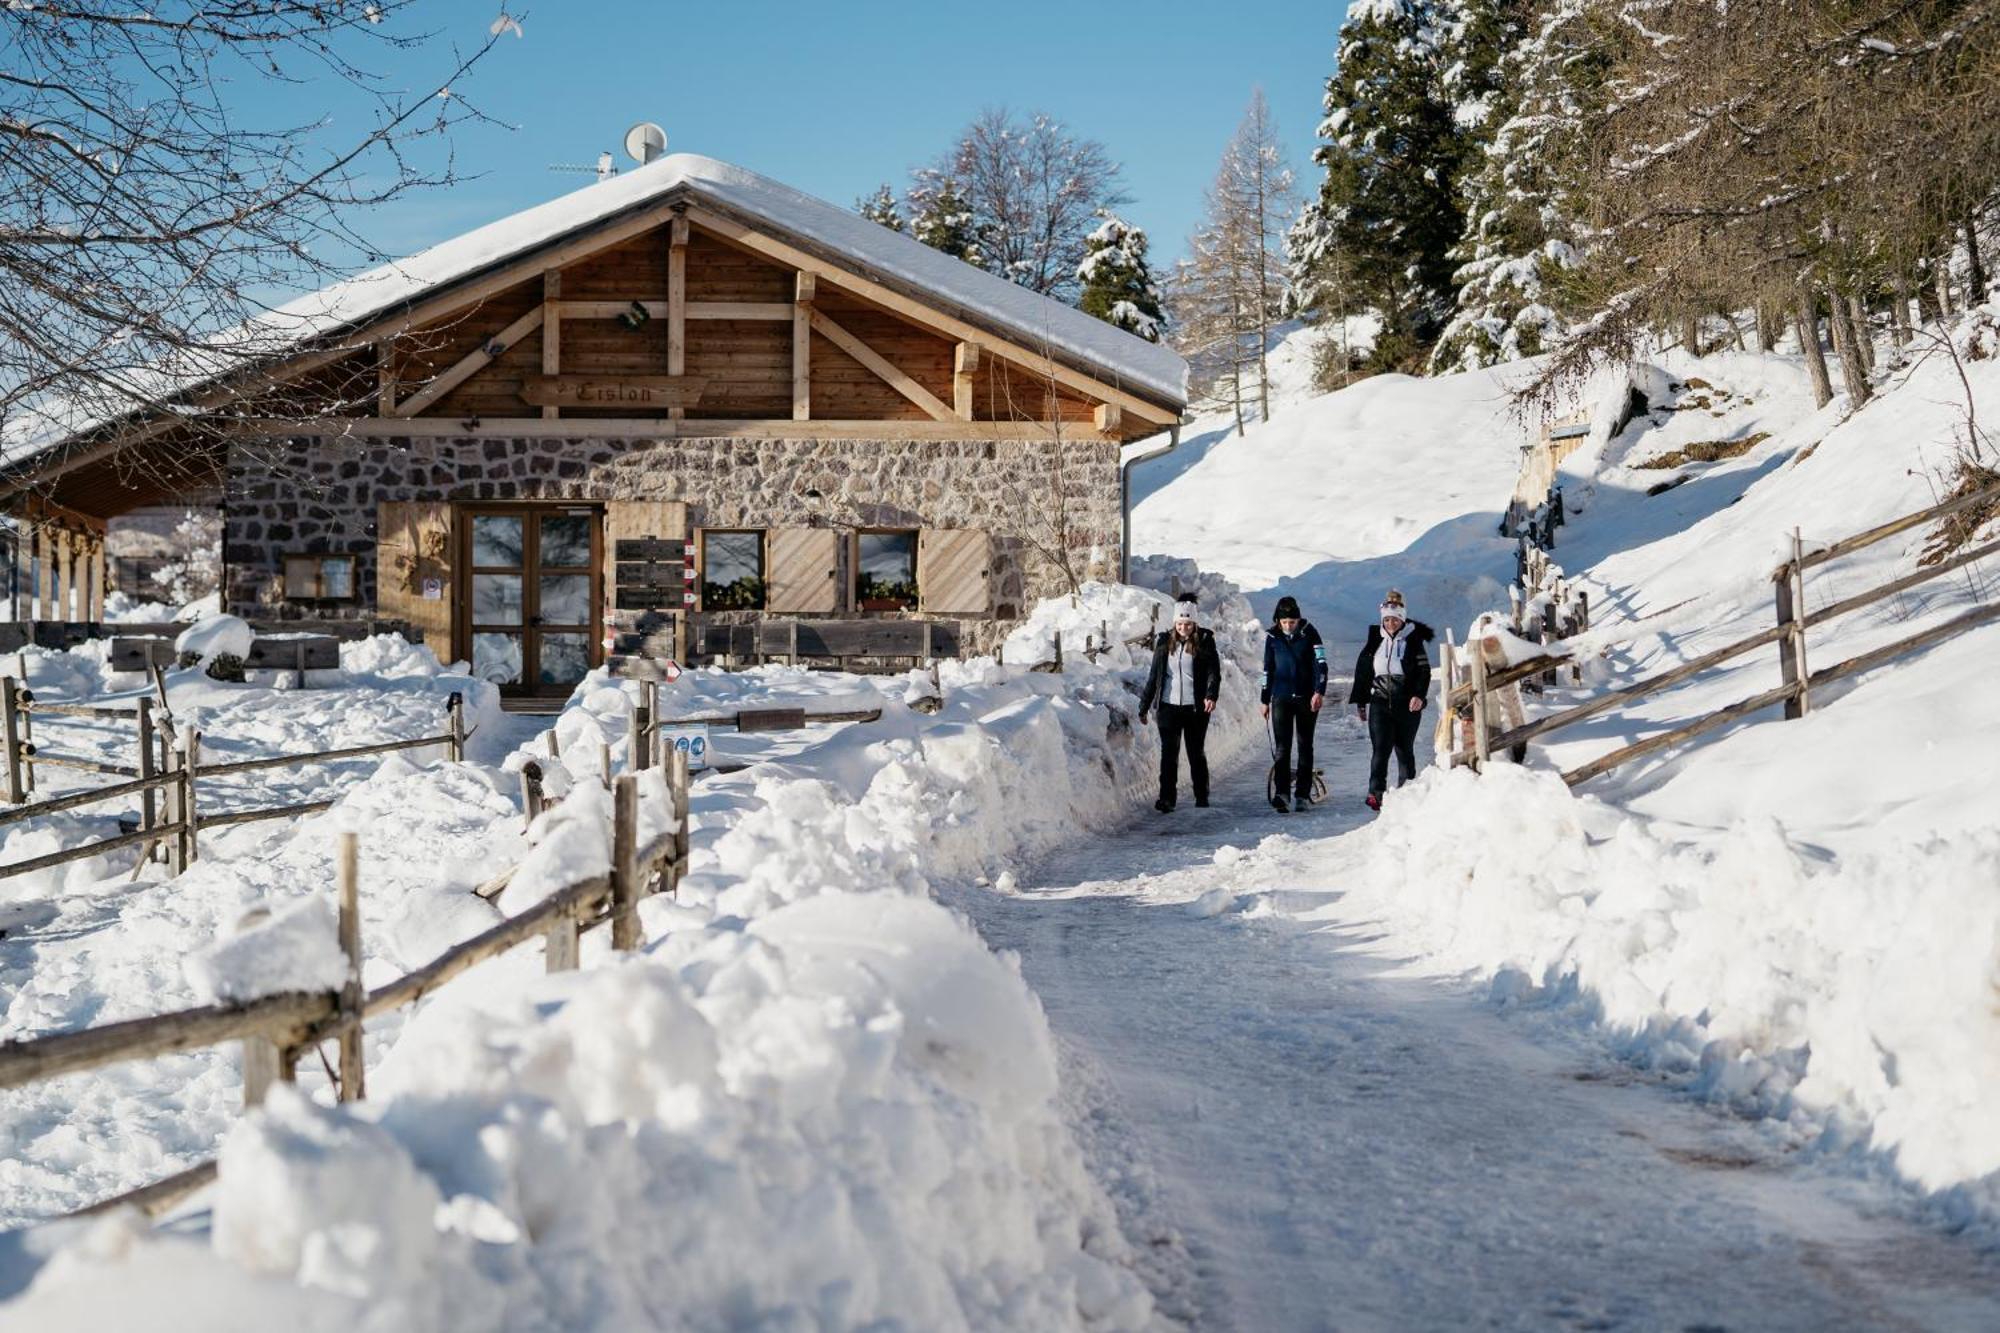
top-left (4, 154), bottom-right (1186, 466)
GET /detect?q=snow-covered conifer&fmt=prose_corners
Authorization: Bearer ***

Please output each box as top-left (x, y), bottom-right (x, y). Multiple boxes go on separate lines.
top-left (906, 173), bottom-right (986, 270)
top-left (1077, 216), bottom-right (1165, 341)
top-left (855, 183), bottom-right (906, 233)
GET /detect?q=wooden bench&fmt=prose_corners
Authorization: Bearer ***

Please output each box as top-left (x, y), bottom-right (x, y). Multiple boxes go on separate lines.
top-left (108, 634), bottom-right (340, 677)
top-left (696, 618), bottom-right (962, 668)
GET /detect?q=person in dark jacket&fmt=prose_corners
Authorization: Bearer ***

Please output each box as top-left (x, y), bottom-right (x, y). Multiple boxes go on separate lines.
top-left (1259, 594), bottom-right (1327, 812)
top-left (1137, 594), bottom-right (1221, 812)
top-left (1349, 591), bottom-right (1434, 809)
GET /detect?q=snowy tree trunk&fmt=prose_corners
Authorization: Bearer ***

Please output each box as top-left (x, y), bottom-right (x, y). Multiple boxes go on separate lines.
top-left (1680, 314), bottom-right (1701, 356)
top-left (1723, 309), bottom-right (1747, 352)
top-left (1964, 212), bottom-right (1989, 306)
top-left (1892, 278), bottom-right (1913, 346)
top-left (1847, 295), bottom-right (1874, 373)
top-left (1826, 288), bottom-right (1871, 407)
top-left (1756, 303), bottom-right (1784, 353)
top-left (1794, 295), bottom-right (1834, 409)
top-left (1935, 258), bottom-right (1955, 319)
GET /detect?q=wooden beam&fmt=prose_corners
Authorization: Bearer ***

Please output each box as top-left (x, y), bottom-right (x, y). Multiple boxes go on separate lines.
top-left (668, 214), bottom-right (689, 421)
top-left (808, 310), bottom-right (954, 422)
top-left (559, 300), bottom-right (667, 320)
top-left (793, 272), bottom-right (814, 423)
top-left (388, 306), bottom-right (545, 419)
top-left (690, 301), bottom-right (791, 321)
top-left (1093, 402), bottom-right (1122, 434)
top-left (954, 342), bottom-right (981, 421)
top-left (232, 416), bottom-right (1114, 442)
top-left (684, 204), bottom-right (1181, 426)
top-left (541, 271), bottom-right (562, 422)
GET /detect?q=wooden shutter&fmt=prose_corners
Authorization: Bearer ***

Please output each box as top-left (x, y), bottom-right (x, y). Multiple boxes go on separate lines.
top-left (766, 528), bottom-right (840, 613)
top-left (375, 501), bottom-right (453, 649)
top-left (918, 528), bottom-right (991, 615)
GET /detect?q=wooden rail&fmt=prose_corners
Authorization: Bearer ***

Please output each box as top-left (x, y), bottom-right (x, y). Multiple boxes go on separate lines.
top-left (0, 691), bottom-right (466, 881)
top-left (4, 730), bottom-right (697, 1223)
top-left (1452, 480), bottom-right (2000, 786)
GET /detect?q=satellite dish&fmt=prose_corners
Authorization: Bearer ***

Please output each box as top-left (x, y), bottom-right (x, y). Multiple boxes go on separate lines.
top-left (624, 122), bottom-right (668, 165)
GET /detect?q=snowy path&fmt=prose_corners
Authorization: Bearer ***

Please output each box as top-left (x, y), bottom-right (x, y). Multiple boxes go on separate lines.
top-left (948, 740), bottom-right (2000, 1332)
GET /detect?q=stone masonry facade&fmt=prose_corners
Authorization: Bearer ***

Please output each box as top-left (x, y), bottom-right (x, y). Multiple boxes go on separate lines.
top-left (222, 433), bottom-right (1124, 649)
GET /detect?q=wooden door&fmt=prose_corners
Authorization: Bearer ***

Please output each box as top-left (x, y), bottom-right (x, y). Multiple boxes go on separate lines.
top-left (460, 505), bottom-right (603, 696)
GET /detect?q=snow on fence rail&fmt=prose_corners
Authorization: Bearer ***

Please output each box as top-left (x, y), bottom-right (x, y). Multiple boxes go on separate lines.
top-left (0, 755), bottom-right (693, 1221)
top-left (1444, 479), bottom-right (2000, 784)
top-left (0, 684), bottom-right (466, 879)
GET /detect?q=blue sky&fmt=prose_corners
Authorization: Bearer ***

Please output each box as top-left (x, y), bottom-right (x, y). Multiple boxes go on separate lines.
top-left (253, 1), bottom-right (1348, 281)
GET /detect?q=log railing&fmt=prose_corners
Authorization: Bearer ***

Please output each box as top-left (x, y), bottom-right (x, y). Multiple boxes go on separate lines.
top-left (0, 760), bottom-right (692, 1223)
top-left (1448, 480), bottom-right (2000, 785)
top-left (0, 688), bottom-right (465, 880)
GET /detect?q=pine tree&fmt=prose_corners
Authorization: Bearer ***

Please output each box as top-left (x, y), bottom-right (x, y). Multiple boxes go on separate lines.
top-left (907, 173), bottom-right (985, 268)
top-left (855, 183), bottom-right (905, 232)
top-left (1299, 0), bottom-right (1482, 369)
top-left (1431, 0), bottom-right (1596, 372)
top-left (1077, 216), bottom-right (1166, 341)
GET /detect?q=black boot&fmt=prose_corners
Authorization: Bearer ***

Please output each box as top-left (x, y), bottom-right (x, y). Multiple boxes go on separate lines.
top-left (1154, 796), bottom-right (1174, 813)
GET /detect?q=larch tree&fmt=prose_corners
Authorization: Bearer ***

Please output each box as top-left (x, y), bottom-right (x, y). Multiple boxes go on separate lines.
top-left (1076, 216), bottom-right (1166, 342)
top-left (906, 174), bottom-right (985, 269)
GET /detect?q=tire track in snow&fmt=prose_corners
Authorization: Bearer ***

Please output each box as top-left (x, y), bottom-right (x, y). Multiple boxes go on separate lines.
top-left (947, 732), bottom-right (2000, 1332)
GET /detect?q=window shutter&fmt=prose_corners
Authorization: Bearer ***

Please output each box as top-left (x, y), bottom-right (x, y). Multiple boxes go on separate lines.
top-left (918, 529), bottom-right (990, 615)
top-left (765, 528), bottom-right (840, 613)
top-left (375, 502), bottom-right (453, 649)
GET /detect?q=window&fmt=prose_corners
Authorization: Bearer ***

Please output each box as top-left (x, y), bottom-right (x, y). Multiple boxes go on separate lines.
top-left (701, 530), bottom-right (766, 610)
top-left (284, 554), bottom-right (356, 601)
top-left (855, 530), bottom-right (918, 611)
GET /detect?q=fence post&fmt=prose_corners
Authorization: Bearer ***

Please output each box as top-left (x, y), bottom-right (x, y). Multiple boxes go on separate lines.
top-left (545, 729), bottom-right (561, 760)
top-left (0, 677), bottom-right (21, 804)
top-left (242, 1035), bottom-right (281, 1110)
top-left (158, 720), bottom-right (184, 874)
top-left (135, 697), bottom-right (155, 856)
top-left (670, 746), bottom-right (691, 894)
top-left (1053, 630), bottom-right (1063, 672)
top-left (632, 694), bottom-right (652, 771)
top-left (544, 903), bottom-right (580, 973)
top-left (1541, 601), bottom-right (1559, 687)
top-left (180, 725), bottom-right (201, 866)
top-left (519, 760), bottom-right (546, 830)
top-left (335, 830), bottom-right (364, 1103)
top-left (610, 773), bottom-right (640, 951)
top-left (1470, 637), bottom-right (1492, 770)
top-left (445, 691), bottom-right (465, 763)
top-left (1789, 528), bottom-right (1811, 717)
top-left (1774, 536), bottom-right (1809, 721)
top-left (19, 695), bottom-right (33, 795)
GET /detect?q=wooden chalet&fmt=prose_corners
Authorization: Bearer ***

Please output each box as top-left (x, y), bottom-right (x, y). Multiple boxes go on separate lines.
top-left (0, 155), bottom-right (1187, 695)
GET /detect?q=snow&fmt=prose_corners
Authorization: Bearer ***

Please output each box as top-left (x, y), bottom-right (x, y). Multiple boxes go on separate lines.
top-left (4, 154), bottom-right (1185, 462)
top-left (174, 614), bottom-right (253, 667)
top-left (185, 900), bottom-right (348, 1006)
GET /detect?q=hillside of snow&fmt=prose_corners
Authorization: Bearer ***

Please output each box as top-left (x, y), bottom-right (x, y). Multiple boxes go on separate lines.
top-left (1138, 315), bottom-right (2000, 1224)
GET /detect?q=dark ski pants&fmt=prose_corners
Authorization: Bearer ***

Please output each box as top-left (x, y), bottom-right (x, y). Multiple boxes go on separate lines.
top-left (1156, 704), bottom-right (1209, 808)
top-left (1368, 700), bottom-right (1423, 797)
top-left (1269, 697), bottom-right (1318, 800)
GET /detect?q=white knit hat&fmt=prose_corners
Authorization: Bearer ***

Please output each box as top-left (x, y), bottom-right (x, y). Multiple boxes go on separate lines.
top-left (1380, 601), bottom-right (1407, 622)
top-left (1173, 597), bottom-right (1198, 625)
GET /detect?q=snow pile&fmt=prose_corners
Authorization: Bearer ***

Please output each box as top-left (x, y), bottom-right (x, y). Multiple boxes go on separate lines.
top-left (174, 615), bottom-right (253, 667)
top-left (185, 900), bottom-right (348, 1005)
top-left (1279, 763), bottom-right (2000, 1219)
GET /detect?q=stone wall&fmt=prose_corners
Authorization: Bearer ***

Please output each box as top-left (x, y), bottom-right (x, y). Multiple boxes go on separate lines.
top-left (222, 431), bottom-right (1124, 649)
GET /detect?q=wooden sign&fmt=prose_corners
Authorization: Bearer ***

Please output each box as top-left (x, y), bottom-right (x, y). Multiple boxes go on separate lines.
top-left (617, 561), bottom-right (685, 587)
top-left (615, 538), bottom-right (682, 561)
top-left (615, 586), bottom-right (676, 610)
top-left (516, 375), bottom-right (707, 410)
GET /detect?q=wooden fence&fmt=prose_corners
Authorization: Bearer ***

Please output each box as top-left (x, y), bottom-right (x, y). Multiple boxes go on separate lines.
top-left (0, 681), bottom-right (465, 880)
top-left (1444, 480), bottom-right (2000, 785)
top-left (0, 751), bottom-right (694, 1222)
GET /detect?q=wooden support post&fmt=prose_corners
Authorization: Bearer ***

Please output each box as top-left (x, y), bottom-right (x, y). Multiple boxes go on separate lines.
top-left (30, 526), bottom-right (46, 620)
top-left (55, 530), bottom-right (74, 622)
top-left (668, 213), bottom-right (689, 420)
top-left (600, 740), bottom-right (613, 790)
top-left (1787, 528), bottom-right (1811, 717)
top-left (135, 697), bottom-right (155, 853)
top-left (1470, 639), bottom-right (1492, 770)
top-left (242, 1034), bottom-right (282, 1110)
top-left (541, 269), bottom-right (562, 421)
top-left (544, 907), bottom-right (579, 973)
top-left (1093, 403), bottom-right (1123, 436)
top-left (180, 725), bottom-right (201, 866)
top-left (610, 773), bottom-right (640, 951)
top-left (953, 341), bottom-right (980, 421)
top-left (446, 691), bottom-right (465, 763)
top-left (670, 746), bottom-right (691, 893)
top-left (632, 694), bottom-right (653, 771)
top-left (519, 760), bottom-right (546, 829)
top-left (0, 678), bottom-right (21, 805)
top-left (336, 830), bottom-right (364, 1103)
top-left (377, 340), bottom-right (397, 416)
top-left (793, 271), bottom-right (815, 422)
top-left (88, 539), bottom-right (105, 624)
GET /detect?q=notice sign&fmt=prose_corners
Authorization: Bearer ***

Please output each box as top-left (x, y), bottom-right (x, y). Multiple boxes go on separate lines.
top-left (421, 577), bottom-right (443, 600)
top-left (658, 723), bottom-right (709, 770)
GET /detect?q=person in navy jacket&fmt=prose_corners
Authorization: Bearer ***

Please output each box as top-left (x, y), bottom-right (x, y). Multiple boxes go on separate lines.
top-left (1259, 595), bottom-right (1326, 812)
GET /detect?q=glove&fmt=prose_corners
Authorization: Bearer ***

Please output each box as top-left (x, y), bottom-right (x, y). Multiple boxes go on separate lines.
top-left (1355, 704), bottom-right (1367, 720)
top-left (1138, 711), bottom-right (1149, 725)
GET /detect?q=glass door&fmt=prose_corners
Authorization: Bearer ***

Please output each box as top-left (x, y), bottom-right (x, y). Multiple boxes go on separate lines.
top-left (463, 506), bottom-right (601, 696)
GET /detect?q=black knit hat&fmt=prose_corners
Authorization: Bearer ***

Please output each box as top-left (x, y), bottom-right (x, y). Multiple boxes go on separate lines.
top-left (1274, 595), bottom-right (1301, 620)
